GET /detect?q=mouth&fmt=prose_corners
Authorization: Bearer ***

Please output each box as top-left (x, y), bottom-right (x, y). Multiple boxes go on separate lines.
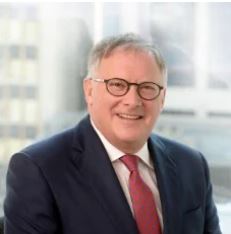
top-left (117, 113), bottom-right (143, 120)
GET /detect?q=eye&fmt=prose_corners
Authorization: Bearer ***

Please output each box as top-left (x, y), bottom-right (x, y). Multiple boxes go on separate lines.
top-left (108, 79), bottom-right (127, 90)
top-left (142, 85), bottom-right (155, 90)
top-left (140, 83), bottom-right (157, 91)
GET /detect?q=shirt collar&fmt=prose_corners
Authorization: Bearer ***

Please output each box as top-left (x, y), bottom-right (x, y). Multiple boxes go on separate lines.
top-left (90, 118), bottom-right (153, 169)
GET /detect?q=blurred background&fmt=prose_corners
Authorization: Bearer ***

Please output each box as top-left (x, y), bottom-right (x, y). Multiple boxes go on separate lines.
top-left (0, 2), bottom-right (230, 232)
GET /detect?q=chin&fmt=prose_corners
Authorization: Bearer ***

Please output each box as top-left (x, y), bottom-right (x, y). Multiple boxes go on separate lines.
top-left (116, 133), bottom-right (145, 145)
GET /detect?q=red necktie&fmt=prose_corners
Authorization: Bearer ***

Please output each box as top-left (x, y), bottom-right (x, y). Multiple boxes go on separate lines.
top-left (120, 155), bottom-right (161, 234)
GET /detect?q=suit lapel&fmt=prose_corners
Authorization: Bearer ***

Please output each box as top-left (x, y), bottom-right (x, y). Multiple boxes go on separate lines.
top-left (71, 116), bottom-right (139, 234)
top-left (148, 136), bottom-right (181, 234)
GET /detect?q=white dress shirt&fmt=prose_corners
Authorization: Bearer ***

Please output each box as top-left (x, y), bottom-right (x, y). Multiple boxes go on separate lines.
top-left (91, 120), bottom-right (163, 230)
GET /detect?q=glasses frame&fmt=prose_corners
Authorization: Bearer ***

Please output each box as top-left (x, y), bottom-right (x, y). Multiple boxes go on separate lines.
top-left (90, 77), bottom-right (164, 100)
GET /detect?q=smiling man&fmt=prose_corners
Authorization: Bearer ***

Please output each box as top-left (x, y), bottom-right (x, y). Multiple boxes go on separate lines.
top-left (4, 34), bottom-right (221, 234)
top-left (84, 47), bottom-right (165, 154)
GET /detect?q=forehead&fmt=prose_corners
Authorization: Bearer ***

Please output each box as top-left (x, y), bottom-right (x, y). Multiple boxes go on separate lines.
top-left (96, 49), bottom-right (162, 82)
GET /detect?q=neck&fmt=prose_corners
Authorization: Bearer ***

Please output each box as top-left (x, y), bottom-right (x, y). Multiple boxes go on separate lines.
top-left (111, 139), bottom-right (145, 155)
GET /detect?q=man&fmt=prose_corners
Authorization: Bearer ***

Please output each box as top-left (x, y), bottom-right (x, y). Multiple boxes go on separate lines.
top-left (4, 34), bottom-right (221, 234)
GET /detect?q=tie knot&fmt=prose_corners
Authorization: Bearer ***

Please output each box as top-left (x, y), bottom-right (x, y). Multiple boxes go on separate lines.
top-left (120, 155), bottom-right (138, 172)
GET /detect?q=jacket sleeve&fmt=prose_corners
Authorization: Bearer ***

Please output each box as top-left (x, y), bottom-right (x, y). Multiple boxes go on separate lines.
top-left (4, 153), bottom-right (61, 234)
top-left (201, 155), bottom-right (222, 234)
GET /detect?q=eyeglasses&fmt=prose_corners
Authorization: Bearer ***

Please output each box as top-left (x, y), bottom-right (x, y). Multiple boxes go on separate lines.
top-left (91, 78), bottom-right (164, 100)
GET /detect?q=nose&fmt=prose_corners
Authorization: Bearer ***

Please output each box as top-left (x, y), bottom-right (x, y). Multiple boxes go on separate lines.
top-left (122, 85), bottom-right (142, 106)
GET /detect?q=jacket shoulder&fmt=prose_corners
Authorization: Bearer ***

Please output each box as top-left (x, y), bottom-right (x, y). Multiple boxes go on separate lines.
top-left (150, 134), bottom-right (205, 164)
top-left (16, 126), bottom-right (76, 165)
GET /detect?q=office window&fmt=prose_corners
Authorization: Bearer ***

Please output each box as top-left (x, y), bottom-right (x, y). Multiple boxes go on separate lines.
top-left (208, 3), bottom-right (231, 89)
top-left (9, 124), bottom-right (21, 138)
top-left (10, 85), bottom-right (21, 98)
top-left (0, 139), bottom-right (8, 164)
top-left (9, 45), bottom-right (21, 58)
top-left (0, 4), bottom-right (8, 18)
top-left (25, 21), bottom-right (38, 44)
top-left (148, 3), bottom-right (195, 87)
top-left (0, 101), bottom-right (6, 121)
top-left (8, 85), bottom-right (37, 98)
top-left (0, 125), bottom-right (4, 137)
top-left (0, 45), bottom-right (5, 80)
top-left (25, 126), bottom-right (37, 138)
top-left (25, 45), bottom-right (37, 59)
top-left (24, 60), bottom-right (37, 82)
top-left (0, 86), bottom-right (4, 98)
top-left (0, 19), bottom-right (8, 43)
top-left (9, 20), bottom-right (22, 43)
top-left (103, 3), bottom-right (121, 36)
top-left (25, 100), bottom-right (38, 124)
top-left (25, 86), bottom-right (37, 98)
top-left (10, 60), bottom-right (22, 79)
top-left (9, 99), bottom-right (22, 123)
top-left (10, 4), bottom-right (38, 20)
top-left (8, 125), bottom-right (37, 138)
top-left (0, 45), bottom-right (5, 58)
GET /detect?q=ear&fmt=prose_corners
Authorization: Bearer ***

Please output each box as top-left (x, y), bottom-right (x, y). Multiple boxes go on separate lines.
top-left (83, 78), bottom-right (93, 106)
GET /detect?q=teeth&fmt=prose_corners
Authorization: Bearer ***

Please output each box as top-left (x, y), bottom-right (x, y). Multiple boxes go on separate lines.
top-left (118, 113), bottom-right (141, 120)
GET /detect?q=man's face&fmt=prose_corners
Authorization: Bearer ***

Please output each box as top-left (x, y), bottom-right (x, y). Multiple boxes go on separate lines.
top-left (84, 49), bottom-right (166, 153)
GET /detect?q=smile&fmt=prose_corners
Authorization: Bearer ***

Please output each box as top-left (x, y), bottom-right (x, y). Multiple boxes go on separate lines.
top-left (117, 113), bottom-right (142, 120)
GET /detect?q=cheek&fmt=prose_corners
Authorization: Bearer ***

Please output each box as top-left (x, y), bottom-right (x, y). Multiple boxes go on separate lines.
top-left (146, 102), bottom-right (162, 120)
top-left (91, 92), bottom-right (112, 114)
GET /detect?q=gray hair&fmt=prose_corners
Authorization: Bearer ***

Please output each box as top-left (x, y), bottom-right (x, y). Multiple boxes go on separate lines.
top-left (87, 33), bottom-right (168, 85)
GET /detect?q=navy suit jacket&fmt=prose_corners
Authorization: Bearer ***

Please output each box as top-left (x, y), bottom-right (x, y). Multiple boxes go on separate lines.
top-left (4, 116), bottom-right (221, 234)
